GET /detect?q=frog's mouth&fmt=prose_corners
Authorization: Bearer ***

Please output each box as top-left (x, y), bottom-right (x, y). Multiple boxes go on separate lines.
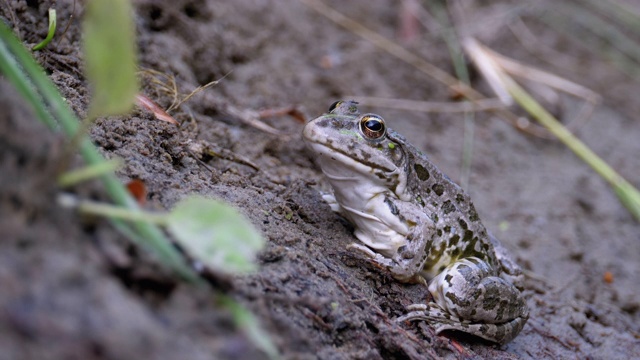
top-left (307, 141), bottom-right (395, 180)
top-left (307, 141), bottom-right (410, 202)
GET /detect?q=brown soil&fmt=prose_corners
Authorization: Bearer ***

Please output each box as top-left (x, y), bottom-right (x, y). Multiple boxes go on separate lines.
top-left (1, 1), bottom-right (639, 359)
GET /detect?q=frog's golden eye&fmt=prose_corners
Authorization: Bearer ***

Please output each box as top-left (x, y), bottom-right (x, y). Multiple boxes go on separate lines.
top-left (359, 114), bottom-right (386, 140)
top-left (328, 101), bottom-right (343, 113)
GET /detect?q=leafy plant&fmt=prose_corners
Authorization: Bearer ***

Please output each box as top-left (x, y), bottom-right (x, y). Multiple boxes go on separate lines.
top-left (0, 1), bottom-right (278, 357)
top-left (0, 5), bottom-right (196, 281)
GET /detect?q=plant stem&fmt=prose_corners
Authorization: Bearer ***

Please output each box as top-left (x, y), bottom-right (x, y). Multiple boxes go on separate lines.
top-left (58, 158), bottom-right (122, 187)
top-left (59, 194), bottom-right (167, 224)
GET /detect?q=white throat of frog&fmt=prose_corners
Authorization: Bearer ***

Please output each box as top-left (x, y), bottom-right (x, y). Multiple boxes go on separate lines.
top-left (317, 149), bottom-right (411, 257)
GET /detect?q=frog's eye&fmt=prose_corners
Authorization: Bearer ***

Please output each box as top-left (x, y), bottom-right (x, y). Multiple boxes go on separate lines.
top-left (359, 115), bottom-right (386, 140)
top-left (328, 101), bottom-right (343, 113)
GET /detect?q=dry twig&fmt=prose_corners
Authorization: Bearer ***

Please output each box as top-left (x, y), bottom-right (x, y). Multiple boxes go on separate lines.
top-left (347, 96), bottom-right (505, 113)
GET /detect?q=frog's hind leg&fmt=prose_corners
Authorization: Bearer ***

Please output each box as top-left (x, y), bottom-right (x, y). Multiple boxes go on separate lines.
top-left (397, 304), bottom-right (527, 345)
top-left (398, 257), bottom-right (528, 344)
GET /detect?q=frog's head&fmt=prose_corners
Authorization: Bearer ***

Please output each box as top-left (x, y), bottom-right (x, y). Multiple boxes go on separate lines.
top-left (303, 101), bottom-right (409, 200)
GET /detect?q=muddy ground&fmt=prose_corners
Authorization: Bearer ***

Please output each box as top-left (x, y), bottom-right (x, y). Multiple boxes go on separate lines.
top-left (1, 0), bottom-right (639, 359)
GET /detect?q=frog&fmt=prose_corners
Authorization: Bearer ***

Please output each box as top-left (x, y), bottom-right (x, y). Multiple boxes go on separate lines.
top-left (302, 100), bottom-right (529, 345)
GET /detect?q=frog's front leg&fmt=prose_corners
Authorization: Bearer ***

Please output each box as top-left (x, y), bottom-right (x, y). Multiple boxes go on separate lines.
top-left (346, 242), bottom-right (427, 285)
top-left (346, 195), bottom-right (435, 284)
top-left (399, 257), bottom-right (529, 344)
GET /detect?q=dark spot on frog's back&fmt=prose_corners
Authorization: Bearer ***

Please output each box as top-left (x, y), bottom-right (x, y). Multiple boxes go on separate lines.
top-left (442, 200), bottom-right (456, 214)
top-left (449, 234), bottom-right (460, 245)
top-left (469, 204), bottom-right (480, 222)
top-left (414, 164), bottom-right (430, 181)
top-left (430, 213), bottom-right (438, 223)
top-left (450, 246), bottom-right (461, 258)
top-left (432, 183), bottom-right (444, 196)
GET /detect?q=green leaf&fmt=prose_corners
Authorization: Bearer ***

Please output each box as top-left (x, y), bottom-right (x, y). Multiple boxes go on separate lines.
top-left (167, 196), bottom-right (264, 274)
top-left (83, 0), bottom-right (138, 118)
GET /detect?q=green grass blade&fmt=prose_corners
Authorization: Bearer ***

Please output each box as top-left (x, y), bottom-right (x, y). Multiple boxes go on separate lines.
top-left (32, 8), bottom-right (56, 51)
top-left (0, 29), bottom-right (57, 128)
top-left (581, 0), bottom-right (640, 39)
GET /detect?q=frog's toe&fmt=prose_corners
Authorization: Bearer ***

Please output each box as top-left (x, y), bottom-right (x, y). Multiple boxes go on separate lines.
top-left (321, 193), bottom-right (343, 213)
top-left (346, 243), bottom-right (378, 258)
top-left (397, 303), bottom-right (460, 326)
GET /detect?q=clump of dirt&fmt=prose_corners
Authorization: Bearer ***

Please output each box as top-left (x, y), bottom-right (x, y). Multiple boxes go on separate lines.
top-left (1, 1), bottom-right (639, 359)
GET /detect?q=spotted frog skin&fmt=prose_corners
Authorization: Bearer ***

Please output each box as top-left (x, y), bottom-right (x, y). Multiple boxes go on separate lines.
top-left (303, 101), bottom-right (528, 344)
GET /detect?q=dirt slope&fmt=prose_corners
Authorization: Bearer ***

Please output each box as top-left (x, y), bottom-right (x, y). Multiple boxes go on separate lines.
top-left (1, 1), bottom-right (639, 359)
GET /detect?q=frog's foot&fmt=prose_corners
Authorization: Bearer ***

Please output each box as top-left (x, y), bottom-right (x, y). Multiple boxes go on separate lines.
top-left (347, 243), bottom-right (396, 267)
top-left (397, 303), bottom-right (528, 345)
top-left (347, 243), bottom-right (426, 284)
